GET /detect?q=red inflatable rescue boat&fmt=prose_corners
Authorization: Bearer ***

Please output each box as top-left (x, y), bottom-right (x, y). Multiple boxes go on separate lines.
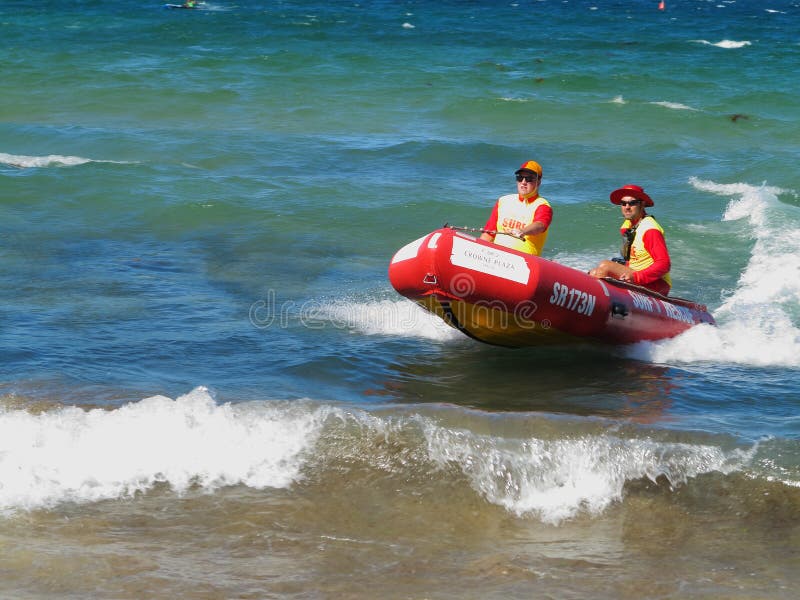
top-left (388, 227), bottom-right (715, 347)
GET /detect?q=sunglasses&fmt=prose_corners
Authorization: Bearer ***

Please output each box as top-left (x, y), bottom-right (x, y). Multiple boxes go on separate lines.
top-left (516, 174), bottom-right (538, 183)
top-left (619, 199), bottom-right (642, 207)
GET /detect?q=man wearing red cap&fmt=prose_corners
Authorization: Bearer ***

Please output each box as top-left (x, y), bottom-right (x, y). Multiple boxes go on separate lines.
top-left (480, 160), bottom-right (553, 256)
top-left (589, 184), bottom-right (672, 296)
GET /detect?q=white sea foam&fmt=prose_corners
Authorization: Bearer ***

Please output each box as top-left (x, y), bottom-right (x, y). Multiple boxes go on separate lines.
top-left (0, 387), bottom-right (326, 512)
top-left (0, 152), bottom-right (132, 168)
top-left (194, 3), bottom-right (232, 11)
top-left (0, 393), bottom-right (760, 522)
top-left (423, 421), bottom-right (751, 525)
top-left (313, 298), bottom-right (462, 341)
top-left (693, 39), bottom-right (752, 49)
top-left (649, 101), bottom-right (698, 111)
top-left (550, 250), bottom-right (599, 273)
top-left (626, 179), bottom-right (800, 367)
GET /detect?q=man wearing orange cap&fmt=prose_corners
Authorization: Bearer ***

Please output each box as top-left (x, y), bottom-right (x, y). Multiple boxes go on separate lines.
top-left (589, 184), bottom-right (672, 296)
top-left (480, 160), bottom-right (553, 256)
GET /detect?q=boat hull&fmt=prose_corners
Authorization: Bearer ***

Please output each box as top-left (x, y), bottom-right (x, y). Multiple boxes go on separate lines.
top-left (388, 228), bottom-right (715, 346)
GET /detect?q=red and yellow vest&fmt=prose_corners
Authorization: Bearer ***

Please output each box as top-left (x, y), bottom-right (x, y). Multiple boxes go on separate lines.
top-left (622, 215), bottom-right (672, 287)
top-left (494, 194), bottom-right (551, 256)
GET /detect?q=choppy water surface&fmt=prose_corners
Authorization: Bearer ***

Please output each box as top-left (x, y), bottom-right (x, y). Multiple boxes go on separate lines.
top-left (1, 1), bottom-right (799, 597)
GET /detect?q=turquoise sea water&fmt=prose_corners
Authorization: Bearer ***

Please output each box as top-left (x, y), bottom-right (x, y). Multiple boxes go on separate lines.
top-left (2, 1), bottom-right (800, 597)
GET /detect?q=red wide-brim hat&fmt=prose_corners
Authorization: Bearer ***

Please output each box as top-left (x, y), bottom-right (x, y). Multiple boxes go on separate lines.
top-left (610, 184), bottom-right (653, 207)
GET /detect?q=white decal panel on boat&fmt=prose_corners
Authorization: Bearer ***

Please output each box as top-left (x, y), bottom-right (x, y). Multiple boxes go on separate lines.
top-left (391, 236), bottom-right (426, 263)
top-left (450, 237), bottom-right (531, 284)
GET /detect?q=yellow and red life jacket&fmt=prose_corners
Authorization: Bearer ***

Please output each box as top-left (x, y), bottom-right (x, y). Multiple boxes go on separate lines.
top-left (493, 194), bottom-right (551, 256)
top-left (622, 215), bottom-right (672, 288)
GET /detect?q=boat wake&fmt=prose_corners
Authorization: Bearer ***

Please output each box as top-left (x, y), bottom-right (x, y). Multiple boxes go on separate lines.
top-left (312, 297), bottom-right (462, 342)
top-left (626, 179), bottom-right (800, 367)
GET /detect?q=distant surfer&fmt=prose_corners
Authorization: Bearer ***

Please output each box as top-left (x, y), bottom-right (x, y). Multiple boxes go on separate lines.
top-left (589, 185), bottom-right (672, 296)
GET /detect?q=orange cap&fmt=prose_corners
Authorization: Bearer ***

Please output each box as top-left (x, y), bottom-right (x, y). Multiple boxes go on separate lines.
top-left (515, 160), bottom-right (542, 178)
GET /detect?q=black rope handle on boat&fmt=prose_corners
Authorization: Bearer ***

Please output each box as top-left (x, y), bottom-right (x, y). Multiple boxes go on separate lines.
top-left (443, 223), bottom-right (521, 239)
